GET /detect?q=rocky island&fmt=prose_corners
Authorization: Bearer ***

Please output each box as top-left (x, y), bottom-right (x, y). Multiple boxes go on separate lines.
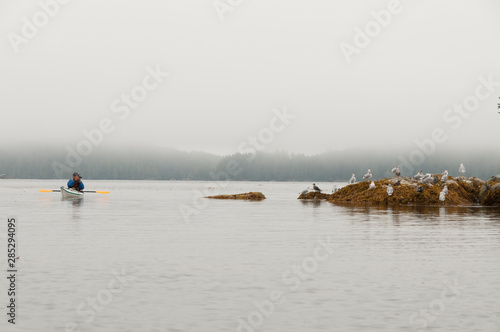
top-left (299, 175), bottom-right (500, 206)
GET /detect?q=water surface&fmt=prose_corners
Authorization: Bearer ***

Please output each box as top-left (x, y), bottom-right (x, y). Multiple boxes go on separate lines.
top-left (1, 180), bottom-right (499, 331)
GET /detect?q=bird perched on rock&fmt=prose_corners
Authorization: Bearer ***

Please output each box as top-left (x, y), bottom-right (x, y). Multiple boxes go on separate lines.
top-left (331, 185), bottom-right (337, 193)
top-left (422, 176), bottom-right (436, 184)
top-left (442, 185), bottom-right (448, 195)
top-left (363, 169), bottom-right (372, 181)
top-left (387, 184), bottom-right (393, 196)
top-left (349, 174), bottom-right (356, 184)
top-left (312, 183), bottom-right (321, 192)
top-left (391, 165), bottom-right (401, 177)
top-left (459, 163), bottom-right (466, 176)
top-left (300, 187), bottom-right (310, 195)
top-left (441, 170), bottom-right (448, 182)
top-left (439, 191), bottom-right (446, 202)
top-left (393, 180), bottom-right (401, 186)
top-left (414, 171), bottom-right (424, 181)
top-left (369, 181), bottom-right (376, 190)
top-left (416, 186), bottom-right (424, 193)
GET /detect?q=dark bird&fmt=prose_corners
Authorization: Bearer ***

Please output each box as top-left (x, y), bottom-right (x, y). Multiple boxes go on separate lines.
top-left (416, 186), bottom-right (424, 193)
top-left (312, 183), bottom-right (321, 192)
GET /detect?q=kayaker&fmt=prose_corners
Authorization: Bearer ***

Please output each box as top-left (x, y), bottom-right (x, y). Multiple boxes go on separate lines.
top-left (68, 172), bottom-right (84, 191)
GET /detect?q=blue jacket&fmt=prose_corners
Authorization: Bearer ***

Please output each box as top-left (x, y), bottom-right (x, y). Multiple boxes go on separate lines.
top-left (67, 180), bottom-right (84, 191)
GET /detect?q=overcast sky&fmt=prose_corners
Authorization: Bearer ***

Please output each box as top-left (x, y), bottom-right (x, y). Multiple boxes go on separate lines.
top-left (1, 0), bottom-right (499, 155)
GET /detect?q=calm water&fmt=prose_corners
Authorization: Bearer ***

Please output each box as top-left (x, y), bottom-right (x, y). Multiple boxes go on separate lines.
top-left (1, 179), bottom-right (499, 331)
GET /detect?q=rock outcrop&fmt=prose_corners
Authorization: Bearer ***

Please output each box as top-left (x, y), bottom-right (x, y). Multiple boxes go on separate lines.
top-left (298, 176), bottom-right (500, 206)
top-left (205, 192), bottom-right (266, 200)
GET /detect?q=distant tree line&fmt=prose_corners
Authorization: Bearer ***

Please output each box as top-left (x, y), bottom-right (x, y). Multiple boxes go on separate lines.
top-left (0, 146), bottom-right (499, 181)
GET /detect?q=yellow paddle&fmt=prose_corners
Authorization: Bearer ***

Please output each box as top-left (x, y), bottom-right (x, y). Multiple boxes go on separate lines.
top-left (39, 189), bottom-right (109, 194)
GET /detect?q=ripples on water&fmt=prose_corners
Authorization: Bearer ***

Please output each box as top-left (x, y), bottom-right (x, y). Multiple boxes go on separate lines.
top-left (1, 180), bottom-right (499, 331)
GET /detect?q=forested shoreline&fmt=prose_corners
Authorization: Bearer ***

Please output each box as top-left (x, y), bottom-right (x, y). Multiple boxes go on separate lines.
top-left (1, 146), bottom-right (499, 181)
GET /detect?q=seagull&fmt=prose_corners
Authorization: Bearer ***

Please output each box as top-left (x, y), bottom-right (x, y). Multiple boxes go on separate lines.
top-left (442, 185), bottom-right (448, 195)
top-left (387, 184), bottom-right (393, 196)
top-left (416, 186), bottom-right (424, 193)
top-left (459, 163), bottom-right (466, 176)
top-left (312, 183), bottom-right (321, 192)
top-left (422, 176), bottom-right (436, 184)
top-left (422, 173), bottom-right (432, 179)
top-left (441, 170), bottom-right (448, 182)
top-left (439, 191), bottom-right (446, 202)
top-left (391, 165), bottom-right (401, 177)
top-left (369, 181), bottom-right (376, 190)
top-left (300, 187), bottom-right (310, 195)
top-left (414, 171), bottom-right (424, 181)
top-left (363, 169), bottom-right (372, 181)
top-left (332, 185), bottom-right (337, 193)
top-left (349, 174), bottom-right (356, 184)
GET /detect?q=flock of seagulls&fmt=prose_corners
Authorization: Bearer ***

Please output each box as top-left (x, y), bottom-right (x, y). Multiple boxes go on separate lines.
top-left (300, 163), bottom-right (467, 202)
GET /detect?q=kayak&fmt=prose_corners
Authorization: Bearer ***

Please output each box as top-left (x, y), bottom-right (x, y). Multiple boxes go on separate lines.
top-left (60, 186), bottom-right (84, 199)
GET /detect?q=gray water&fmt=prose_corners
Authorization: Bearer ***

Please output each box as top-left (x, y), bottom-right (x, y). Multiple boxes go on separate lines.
top-left (1, 179), bottom-right (499, 332)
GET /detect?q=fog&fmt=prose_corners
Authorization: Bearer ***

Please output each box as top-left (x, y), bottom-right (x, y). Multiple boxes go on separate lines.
top-left (1, 0), bottom-right (500, 156)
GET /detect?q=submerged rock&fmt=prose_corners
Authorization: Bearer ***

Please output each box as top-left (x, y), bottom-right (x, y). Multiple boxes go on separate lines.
top-left (205, 192), bottom-right (266, 200)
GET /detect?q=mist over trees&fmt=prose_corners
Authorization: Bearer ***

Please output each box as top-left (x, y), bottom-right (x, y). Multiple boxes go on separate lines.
top-left (0, 145), bottom-right (499, 181)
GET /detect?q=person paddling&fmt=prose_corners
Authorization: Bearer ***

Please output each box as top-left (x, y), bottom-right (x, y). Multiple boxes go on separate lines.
top-left (68, 172), bottom-right (84, 191)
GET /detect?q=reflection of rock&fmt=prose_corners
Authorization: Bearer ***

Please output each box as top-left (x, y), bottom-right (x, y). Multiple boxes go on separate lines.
top-left (297, 176), bottom-right (500, 206)
top-left (205, 192), bottom-right (266, 200)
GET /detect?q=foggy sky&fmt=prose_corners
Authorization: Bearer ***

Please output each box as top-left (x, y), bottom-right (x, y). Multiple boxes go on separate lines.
top-left (1, 0), bottom-right (500, 155)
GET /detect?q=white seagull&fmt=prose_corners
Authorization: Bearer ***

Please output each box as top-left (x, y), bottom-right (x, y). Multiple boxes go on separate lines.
top-left (332, 185), bottom-right (337, 193)
top-left (439, 191), bottom-right (446, 202)
top-left (422, 173), bottom-right (432, 180)
top-left (441, 170), bottom-right (448, 182)
top-left (369, 181), bottom-right (376, 190)
top-left (414, 171), bottom-right (424, 181)
top-left (349, 174), bottom-right (356, 184)
top-left (363, 169), bottom-right (372, 181)
top-left (459, 163), bottom-right (466, 176)
top-left (442, 185), bottom-right (448, 195)
top-left (422, 176), bottom-right (436, 184)
top-left (300, 187), bottom-right (310, 195)
top-left (387, 184), bottom-right (393, 196)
